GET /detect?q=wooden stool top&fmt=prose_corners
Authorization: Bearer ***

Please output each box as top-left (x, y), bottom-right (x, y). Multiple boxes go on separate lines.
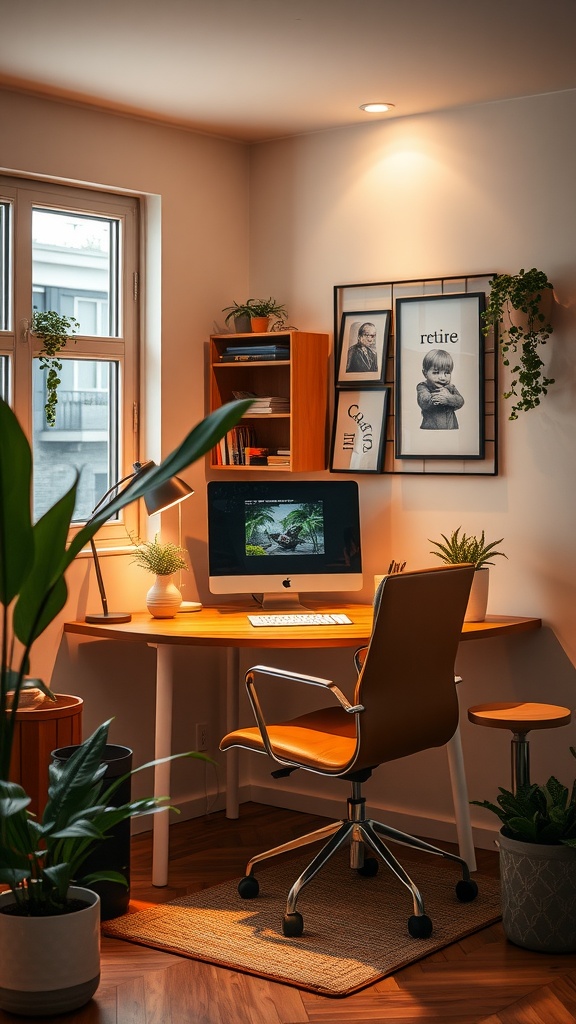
top-left (468, 702), bottom-right (572, 733)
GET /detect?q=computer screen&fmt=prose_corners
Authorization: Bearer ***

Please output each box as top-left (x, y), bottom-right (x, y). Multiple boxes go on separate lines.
top-left (207, 480), bottom-right (362, 609)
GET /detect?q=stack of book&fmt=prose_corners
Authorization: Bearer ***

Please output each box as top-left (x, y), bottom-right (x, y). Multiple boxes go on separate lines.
top-left (219, 343), bottom-right (290, 362)
top-left (267, 449), bottom-right (291, 466)
top-left (231, 390), bottom-right (289, 414)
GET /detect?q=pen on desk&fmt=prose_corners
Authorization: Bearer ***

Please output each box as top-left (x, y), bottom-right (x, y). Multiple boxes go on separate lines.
top-left (400, 561), bottom-right (406, 572)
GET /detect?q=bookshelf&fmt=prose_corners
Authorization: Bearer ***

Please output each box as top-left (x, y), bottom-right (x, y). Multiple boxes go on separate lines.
top-left (209, 330), bottom-right (329, 471)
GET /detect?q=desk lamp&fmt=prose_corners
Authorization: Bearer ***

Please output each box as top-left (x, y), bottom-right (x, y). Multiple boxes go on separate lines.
top-left (85, 461), bottom-right (194, 623)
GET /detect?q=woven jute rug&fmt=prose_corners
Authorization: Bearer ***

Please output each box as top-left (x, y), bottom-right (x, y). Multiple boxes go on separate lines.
top-left (103, 850), bottom-right (501, 997)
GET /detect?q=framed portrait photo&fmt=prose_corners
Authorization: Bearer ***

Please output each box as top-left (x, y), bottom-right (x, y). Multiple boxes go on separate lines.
top-left (330, 387), bottom-right (389, 473)
top-left (336, 309), bottom-right (390, 385)
top-left (395, 292), bottom-right (485, 460)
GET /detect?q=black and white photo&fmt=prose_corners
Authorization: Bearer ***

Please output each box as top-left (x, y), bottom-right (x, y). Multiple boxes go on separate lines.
top-left (336, 310), bottom-right (390, 385)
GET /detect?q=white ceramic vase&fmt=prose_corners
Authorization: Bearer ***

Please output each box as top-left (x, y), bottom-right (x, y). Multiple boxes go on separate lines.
top-left (464, 567), bottom-right (489, 622)
top-left (0, 886), bottom-right (100, 1016)
top-left (146, 573), bottom-right (182, 618)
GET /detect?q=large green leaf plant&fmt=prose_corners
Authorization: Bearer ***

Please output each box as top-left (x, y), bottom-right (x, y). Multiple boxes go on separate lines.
top-left (0, 395), bottom-right (251, 914)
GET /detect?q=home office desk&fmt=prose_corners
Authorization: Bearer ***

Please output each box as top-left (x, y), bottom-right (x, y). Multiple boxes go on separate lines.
top-left (64, 606), bottom-right (541, 885)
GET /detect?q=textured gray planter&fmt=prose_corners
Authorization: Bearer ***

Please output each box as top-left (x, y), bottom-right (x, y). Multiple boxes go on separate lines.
top-left (499, 830), bottom-right (576, 953)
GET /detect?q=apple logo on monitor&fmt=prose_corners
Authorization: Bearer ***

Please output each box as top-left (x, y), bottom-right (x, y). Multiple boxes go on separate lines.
top-left (282, 578), bottom-right (292, 589)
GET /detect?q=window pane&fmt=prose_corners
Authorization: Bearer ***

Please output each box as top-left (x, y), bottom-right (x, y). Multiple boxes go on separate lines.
top-left (32, 209), bottom-right (119, 337)
top-left (0, 355), bottom-right (9, 402)
top-left (32, 358), bottom-right (120, 524)
top-left (0, 202), bottom-right (11, 331)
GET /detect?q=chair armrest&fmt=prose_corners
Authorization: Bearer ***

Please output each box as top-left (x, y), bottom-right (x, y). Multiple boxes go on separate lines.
top-left (353, 646), bottom-right (369, 674)
top-left (244, 665), bottom-right (364, 768)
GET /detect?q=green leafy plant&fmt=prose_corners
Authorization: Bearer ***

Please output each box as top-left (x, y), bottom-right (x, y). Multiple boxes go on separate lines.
top-left (130, 534), bottom-right (187, 575)
top-left (471, 748), bottom-right (576, 846)
top-left (31, 310), bottom-right (80, 427)
top-left (0, 720), bottom-right (209, 916)
top-left (222, 297), bottom-right (288, 325)
top-left (429, 527), bottom-right (507, 570)
top-left (0, 394), bottom-right (252, 914)
top-left (482, 268), bottom-right (554, 420)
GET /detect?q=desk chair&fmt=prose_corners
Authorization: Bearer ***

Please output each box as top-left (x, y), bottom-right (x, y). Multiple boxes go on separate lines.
top-left (220, 563), bottom-right (478, 939)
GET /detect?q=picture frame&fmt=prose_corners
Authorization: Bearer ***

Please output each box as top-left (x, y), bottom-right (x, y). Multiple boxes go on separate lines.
top-left (330, 387), bottom-right (389, 473)
top-left (336, 309), bottom-right (390, 385)
top-left (395, 292), bottom-right (485, 460)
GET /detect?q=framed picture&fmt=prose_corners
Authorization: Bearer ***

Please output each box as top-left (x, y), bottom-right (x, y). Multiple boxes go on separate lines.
top-left (395, 292), bottom-right (485, 460)
top-left (336, 310), bottom-right (390, 385)
top-left (330, 387), bottom-right (389, 473)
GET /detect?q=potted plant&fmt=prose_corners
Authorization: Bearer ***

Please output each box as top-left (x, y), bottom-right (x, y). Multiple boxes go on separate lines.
top-left (471, 749), bottom-right (576, 952)
top-left (0, 393), bottom-right (251, 1014)
top-left (428, 527), bottom-right (507, 622)
top-left (482, 268), bottom-right (555, 420)
top-left (222, 297), bottom-right (288, 333)
top-left (130, 534), bottom-right (188, 617)
top-left (31, 310), bottom-right (80, 427)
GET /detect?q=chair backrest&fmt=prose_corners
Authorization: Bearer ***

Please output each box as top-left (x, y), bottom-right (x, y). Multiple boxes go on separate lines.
top-left (352, 563), bottom-right (475, 772)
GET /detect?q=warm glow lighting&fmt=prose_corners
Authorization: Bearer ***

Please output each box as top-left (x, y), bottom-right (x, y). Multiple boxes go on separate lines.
top-left (360, 102), bottom-right (395, 113)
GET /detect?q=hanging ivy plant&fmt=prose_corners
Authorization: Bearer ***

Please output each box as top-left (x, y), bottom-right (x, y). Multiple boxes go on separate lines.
top-left (482, 268), bottom-right (554, 420)
top-left (31, 310), bottom-right (80, 426)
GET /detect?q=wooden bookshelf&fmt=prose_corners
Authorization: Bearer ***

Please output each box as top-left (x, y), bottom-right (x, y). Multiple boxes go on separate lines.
top-left (209, 330), bottom-right (328, 471)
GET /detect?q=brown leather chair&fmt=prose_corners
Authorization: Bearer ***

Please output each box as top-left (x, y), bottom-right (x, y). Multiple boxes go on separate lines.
top-left (220, 563), bottom-right (478, 939)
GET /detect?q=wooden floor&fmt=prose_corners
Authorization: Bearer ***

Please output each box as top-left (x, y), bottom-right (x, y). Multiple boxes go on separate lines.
top-left (4, 802), bottom-right (576, 1023)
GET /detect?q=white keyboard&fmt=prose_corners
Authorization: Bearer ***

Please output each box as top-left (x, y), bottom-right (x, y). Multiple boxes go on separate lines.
top-left (247, 612), bottom-right (353, 627)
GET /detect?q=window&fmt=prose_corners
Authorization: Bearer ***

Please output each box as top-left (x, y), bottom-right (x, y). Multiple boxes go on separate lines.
top-left (0, 177), bottom-right (139, 544)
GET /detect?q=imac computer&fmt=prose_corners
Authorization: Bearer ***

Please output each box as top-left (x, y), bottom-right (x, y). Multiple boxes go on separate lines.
top-left (207, 479), bottom-right (362, 609)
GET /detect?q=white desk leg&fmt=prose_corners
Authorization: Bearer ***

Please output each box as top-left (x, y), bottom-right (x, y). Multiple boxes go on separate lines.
top-left (446, 725), bottom-right (477, 872)
top-left (151, 644), bottom-right (174, 887)
top-left (226, 647), bottom-right (240, 819)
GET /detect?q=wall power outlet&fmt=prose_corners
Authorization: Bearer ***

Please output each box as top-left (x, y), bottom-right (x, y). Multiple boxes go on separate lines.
top-left (195, 722), bottom-right (209, 752)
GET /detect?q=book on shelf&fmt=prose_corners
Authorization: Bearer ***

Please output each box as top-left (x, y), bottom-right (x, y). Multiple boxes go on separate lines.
top-left (232, 390), bottom-right (289, 414)
top-left (217, 424), bottom-right (257, 465)
top-left (223, 344), bottom-right (290, 356)
top-left (244, 446), bottom-right (270, 466)
top-left (219, 350), bottom-right (289, 362)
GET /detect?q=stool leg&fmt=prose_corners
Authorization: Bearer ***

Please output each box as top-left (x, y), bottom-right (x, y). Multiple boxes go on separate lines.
top-left (511, 731), bottom-right (530, 792)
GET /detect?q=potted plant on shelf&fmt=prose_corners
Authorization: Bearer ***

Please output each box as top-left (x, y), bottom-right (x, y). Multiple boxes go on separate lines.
top-left (222, 297), bottom-right (288, 334)
top-left (130, 534), bottom-right (188, 617)
top-left (31, 310), bottom-right (80, 427)
top-left (428, 527), bottom-right (507, 622)
top-left (471, 749), bottom-right (576, 952)
top-left (0, 393), bottom-right (251, 1015)
top-left (482, 268), bottom-right (555, 421)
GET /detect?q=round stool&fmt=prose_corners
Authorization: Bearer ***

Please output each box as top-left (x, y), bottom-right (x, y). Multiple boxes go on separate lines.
top-left (467, 702), bottom-right (572, 792)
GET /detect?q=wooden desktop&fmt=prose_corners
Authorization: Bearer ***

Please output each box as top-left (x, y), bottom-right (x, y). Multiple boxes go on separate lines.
top-left (64, 604), bottom-right (541, 885)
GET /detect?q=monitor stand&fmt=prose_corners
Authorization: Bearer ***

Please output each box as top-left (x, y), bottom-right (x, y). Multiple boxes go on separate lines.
top-left (261, 593), bottom-right (311, 611)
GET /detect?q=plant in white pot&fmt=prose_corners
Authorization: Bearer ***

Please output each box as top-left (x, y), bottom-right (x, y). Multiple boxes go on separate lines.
top-left (0, 393), bottom-right (251, 1015)
top-left (471, 749), bottom-right (576, 952)
top-left (130, 534), bottom-right (188, 617)
top-left (428, 527), bottom-right (507, 622)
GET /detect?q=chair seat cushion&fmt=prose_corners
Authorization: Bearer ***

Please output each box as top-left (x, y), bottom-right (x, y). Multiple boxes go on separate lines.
top-left (220, 707), bottom-right (357, 772)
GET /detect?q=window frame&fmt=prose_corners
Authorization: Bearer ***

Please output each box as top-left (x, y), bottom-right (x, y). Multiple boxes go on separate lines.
top-left (0, 175), bottom-right (140, 548)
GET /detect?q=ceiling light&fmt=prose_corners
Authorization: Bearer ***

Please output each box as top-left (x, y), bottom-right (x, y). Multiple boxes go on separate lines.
top-left (360, 102), bottom-right (395, 113)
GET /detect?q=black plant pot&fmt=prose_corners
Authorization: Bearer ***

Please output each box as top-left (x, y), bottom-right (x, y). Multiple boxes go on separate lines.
top-left (51, 743), bottom-right (133, 920)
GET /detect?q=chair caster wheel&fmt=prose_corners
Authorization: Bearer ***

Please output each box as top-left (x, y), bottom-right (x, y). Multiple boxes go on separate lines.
top-left (357, 857), bottom-right (379, 877)
top-left (282, 912), bottom-right (304, 937)
top-left (408, 914), bottom-right (433, 939)
top-left (456, 878), bottom-right (478, 903)
top-left (238, 875), bottom-right (259, 899)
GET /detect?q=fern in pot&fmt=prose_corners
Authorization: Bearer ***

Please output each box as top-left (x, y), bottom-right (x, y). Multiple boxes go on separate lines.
top-left (130, 534), bottom-right (188, 618)
top-left (471, 748), bottom-right (576, 952)
top-left (429, 527), bottom-right (507, 622)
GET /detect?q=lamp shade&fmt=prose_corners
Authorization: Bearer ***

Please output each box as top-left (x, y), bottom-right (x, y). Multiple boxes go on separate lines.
top-left (132, 461), bottom-right (194, 515)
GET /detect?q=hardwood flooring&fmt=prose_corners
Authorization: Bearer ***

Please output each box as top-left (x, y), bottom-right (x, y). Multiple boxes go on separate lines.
top-left (3, 802), bottom-right (576, 1023)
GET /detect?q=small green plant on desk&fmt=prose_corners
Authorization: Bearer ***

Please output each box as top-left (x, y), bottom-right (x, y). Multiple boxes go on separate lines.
top-left (130, 534), bottom-right (188, 575)
top-left (428, 527), bottom-right (507, 569)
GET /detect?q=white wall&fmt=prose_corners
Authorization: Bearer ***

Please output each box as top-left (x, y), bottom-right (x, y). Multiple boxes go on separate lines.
top-left (246, 91), bottom-right (576, 847)
top-left (2, 87), bottom-right (576, 851)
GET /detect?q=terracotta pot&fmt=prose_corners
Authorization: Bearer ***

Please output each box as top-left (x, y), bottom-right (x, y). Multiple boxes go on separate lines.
top-left (464, 568), bottom-right (489, 622)
top-left (498, 831), bottom-right (576, 952)
top-left (250, 316), bottom-right (270, 333)
top-left (0, 886), bottom-right (100, 1016)
top-left (146, 574), bottom-right (182, 617)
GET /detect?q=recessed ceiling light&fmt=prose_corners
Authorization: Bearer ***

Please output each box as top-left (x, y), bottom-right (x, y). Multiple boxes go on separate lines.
top-left (360, 102), bottom-right (395, 113)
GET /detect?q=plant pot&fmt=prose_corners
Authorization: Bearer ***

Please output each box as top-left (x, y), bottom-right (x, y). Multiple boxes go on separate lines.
top-left (51, 743), bottom-right (133, 920)
top-left (0, 886), bottom-right (100, 1016)
top-left (498, 831), bottom-right (576, 952)
top-left (250, 316), bottom-right (270, 333)
top-left (146, 574), bottom-right (182, 617)
top-left (464, 568), bottom-right (489, 622)
top-left (232, 313), bottom-right (251, 333)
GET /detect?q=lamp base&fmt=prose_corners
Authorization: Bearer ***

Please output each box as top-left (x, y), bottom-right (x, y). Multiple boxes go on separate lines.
top-left (178, 601), bottom-right (203, 613)
top-left (85, 612), bottom-right (132, 624)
